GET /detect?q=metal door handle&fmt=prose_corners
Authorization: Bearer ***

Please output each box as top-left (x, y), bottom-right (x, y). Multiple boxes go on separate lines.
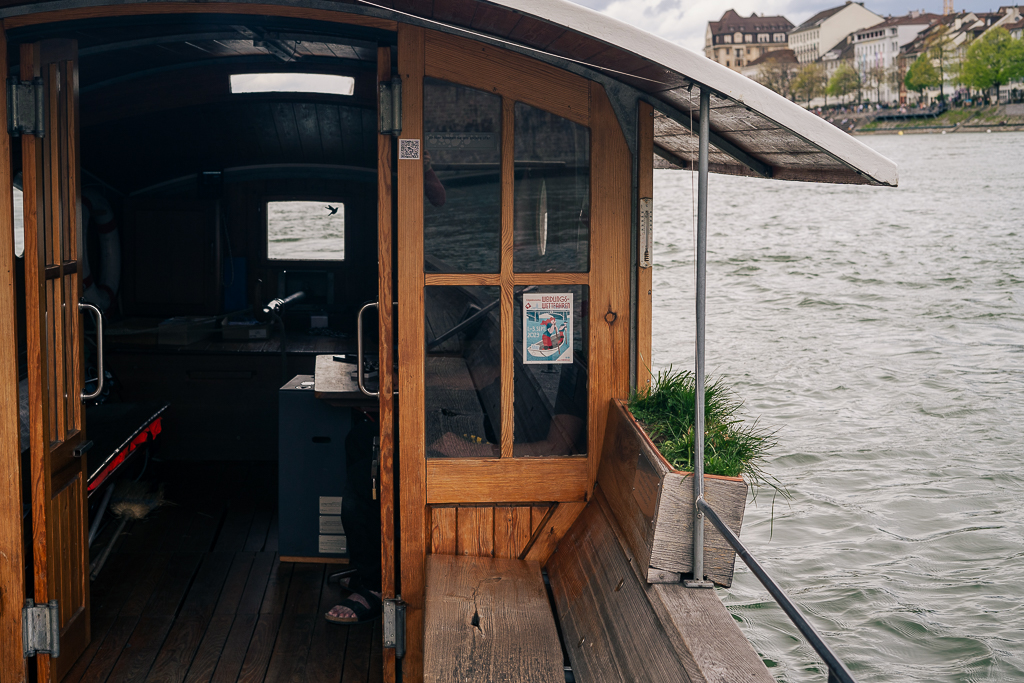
top-left (357, 302), bottom-right (379, 397)
top-left (79, 301), bottom-right (104, 401)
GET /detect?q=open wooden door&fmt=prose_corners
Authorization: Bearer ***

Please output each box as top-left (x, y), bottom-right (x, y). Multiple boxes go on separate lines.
top-left (393, 25), bottom-right (631, 681)
top-left (20, 39), bottom-right (90, 683)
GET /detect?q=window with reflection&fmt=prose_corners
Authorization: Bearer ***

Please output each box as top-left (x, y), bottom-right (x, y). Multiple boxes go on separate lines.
top-left (513, 285), bottom-right (588, 456)
top-left (425, 286), bottom-right (501, 458)
top-left (513, 103), bottom-right (590, 273)
top-left (423, 78), bottom-right (502, 273)
top-left (12, 185), bottom-right (23, 257)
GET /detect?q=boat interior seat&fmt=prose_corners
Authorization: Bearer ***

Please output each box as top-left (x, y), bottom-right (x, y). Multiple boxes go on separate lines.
top-left (423, 553), bottom-right (565, 683)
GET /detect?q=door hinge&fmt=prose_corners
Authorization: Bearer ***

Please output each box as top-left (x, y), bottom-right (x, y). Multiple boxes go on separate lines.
top-left (7, 77), bottom-right (45, 138)
top-left (22, 599), bottom-right (60, 658)
top-left (379, 77), bottom-right (402, 136)
top-left (382, 597), bottom-right (406, 658)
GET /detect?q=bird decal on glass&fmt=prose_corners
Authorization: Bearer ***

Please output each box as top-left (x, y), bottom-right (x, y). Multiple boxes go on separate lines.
top-left (325, 205), bottom-right (339, 216)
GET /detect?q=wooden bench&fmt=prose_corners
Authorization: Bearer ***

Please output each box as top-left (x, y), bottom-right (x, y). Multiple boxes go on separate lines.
top-left (424, 554), bottom-right (564, 682)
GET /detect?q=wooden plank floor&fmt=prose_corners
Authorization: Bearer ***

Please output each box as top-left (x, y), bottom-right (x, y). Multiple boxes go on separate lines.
top-left (70, 462), bottom-right (381, 683)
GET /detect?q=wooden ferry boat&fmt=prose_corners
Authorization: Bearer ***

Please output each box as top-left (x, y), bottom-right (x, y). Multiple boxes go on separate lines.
top-left (0, 1), bottom-right (897, 682)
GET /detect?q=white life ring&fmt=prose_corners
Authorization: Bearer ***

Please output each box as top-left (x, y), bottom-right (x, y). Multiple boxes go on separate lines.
top-left (81, 188), bottom-right (120, 314)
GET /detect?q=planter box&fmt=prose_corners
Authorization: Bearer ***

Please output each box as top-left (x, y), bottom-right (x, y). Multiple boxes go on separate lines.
top-left (597, 398), bottom-right (747, 587)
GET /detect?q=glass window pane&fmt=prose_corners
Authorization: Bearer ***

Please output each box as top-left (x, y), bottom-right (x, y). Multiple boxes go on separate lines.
top-left (267, 200), bottom-right (344, 261)
top-left (513, 285), bottom-right (588, 456)
top-left (425, 286), bottom-right (501, 458)
top-left (423, 77), bottom-right (502, 273)
top-left (514, 103), bottom-right (590, 273)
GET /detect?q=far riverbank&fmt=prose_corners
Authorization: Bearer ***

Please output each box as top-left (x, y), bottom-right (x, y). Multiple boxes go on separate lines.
top-left (810, 103), bottom-right (1024, 135)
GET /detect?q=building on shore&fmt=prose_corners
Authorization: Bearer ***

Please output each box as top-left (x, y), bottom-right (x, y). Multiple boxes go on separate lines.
top-left (852, 12), bottom-right (941, 105)
top-left (821, 35), bottom-right (856, 81)
top-left (705, 9), bottom-right (793, 71)
top-left (788, 1), bottom-right (883, 64)
top-left (741, 49), bottom-right (800, 100)
top-left (897, 7), bottom-right (1021, 104)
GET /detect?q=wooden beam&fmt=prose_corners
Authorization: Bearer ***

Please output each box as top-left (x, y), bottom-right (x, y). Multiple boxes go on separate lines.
top-left (376, 43), bottom-right (397, 683)
top-left (587, 82), bottom-right (632, 499)
top-left (426, 458), bottom-right (588, 505)
top-left (396, 22), bottom-right (426, 683)
top-left (423, 273), bottom-right (500, 286)
top-left (636, 100), bottom-right (654, 393)
top-left (522, 501), bottom-right (586, 566)
top-left (3, 3), bottom-right (398, 30)
top-left (499, 97), bottom-right (514, 459)
top-left (0, 20), bottom-right (28, 683)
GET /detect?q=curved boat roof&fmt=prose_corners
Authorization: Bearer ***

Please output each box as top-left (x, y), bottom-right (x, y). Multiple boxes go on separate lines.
top-left (0, 0), bottom-right (897, 186)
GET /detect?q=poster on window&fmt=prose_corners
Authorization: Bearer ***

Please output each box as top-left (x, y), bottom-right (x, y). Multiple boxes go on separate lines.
top-left (523, 292), bottom-right (573, 364)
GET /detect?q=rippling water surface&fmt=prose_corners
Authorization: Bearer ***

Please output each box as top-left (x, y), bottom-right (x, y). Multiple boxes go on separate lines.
top-left (651, 132), bottom-right (1024, 682)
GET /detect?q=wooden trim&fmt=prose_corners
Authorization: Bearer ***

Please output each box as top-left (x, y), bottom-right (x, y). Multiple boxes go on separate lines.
top-left (522, 501), bottom-right (587, 565)
top-left (4, 3), bottom-right (398, 30)
top-left (46, 62), bottom-right (67, 444)
top-left (585, 82), bottom-right (632, 499)
top-left (499, 98), bottom-right (514, 459)
top-left (423, 272), bottom-right (499, 286)
top-left (637, 100), bottom-right (654, 392)
top-left (426, 458), bottom-right (588, 505)
top-left (511, 272), bottom-right (588, 286)
top-left (0, 21), bottom-right (28, 683)
top-left (376, 45), bottom-right (397, 683)
top-left (21, 40), bottom-right (56, 683)
top-left (424, 30), bottom-right (590, 128)
top-left (396, 23), bottom-right (426, 683)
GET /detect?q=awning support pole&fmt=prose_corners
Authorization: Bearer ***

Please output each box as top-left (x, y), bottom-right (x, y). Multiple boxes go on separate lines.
top-left (685, 88), bottom-right (714, 589)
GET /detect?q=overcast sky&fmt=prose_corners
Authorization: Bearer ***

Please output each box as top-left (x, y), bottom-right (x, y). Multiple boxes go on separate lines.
top-left (564, 0), bottom-right (978, 53)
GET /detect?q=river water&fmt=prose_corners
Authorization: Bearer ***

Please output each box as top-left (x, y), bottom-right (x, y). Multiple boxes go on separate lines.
top-left (651, 132), bottom-right (1024, 682)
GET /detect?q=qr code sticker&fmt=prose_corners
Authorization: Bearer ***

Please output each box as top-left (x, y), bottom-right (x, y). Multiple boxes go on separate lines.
top-left (398, 138), bottom-right (420, 160)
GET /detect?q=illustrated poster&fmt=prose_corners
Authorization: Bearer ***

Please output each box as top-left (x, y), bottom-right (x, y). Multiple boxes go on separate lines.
top-left (523, 292), bottom-right (573, 364)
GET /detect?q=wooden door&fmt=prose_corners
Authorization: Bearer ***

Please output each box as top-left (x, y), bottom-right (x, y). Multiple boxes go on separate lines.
top-left (394, 26), bottom-right (631, 681)
top-left (20, 39), bottom-right (90, 683)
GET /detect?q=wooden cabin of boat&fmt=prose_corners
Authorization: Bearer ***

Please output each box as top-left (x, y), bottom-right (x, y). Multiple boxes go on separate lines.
top-left (0, 2), bottom-right (896, 682)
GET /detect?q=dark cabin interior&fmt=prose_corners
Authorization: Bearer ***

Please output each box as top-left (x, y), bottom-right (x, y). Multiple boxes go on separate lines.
top-left (11, 14), bottom-right (398, 682)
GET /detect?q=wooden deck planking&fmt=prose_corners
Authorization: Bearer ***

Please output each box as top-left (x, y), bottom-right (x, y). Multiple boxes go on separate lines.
top-left (65, 463), bottom-right (379, 683)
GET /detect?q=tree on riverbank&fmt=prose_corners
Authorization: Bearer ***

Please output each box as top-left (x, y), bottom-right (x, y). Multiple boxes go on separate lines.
top-left (924, 25), bottom-right (956, 102)
top-left (793, 63), bottom-right (826, 107)
top-left (958, 28), bottom-right (1024, 103)
top-left (827, 63), bottom-right (860, 104)
top-left (905, 54), bottom-right (940, 104)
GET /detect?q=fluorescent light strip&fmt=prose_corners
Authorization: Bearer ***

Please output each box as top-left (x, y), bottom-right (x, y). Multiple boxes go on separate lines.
top-left (230, 73), bottom-right (355, 95)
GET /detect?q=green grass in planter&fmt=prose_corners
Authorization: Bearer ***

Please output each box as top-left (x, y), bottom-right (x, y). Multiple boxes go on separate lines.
top-left (629, 369), bottom-right (781, 492)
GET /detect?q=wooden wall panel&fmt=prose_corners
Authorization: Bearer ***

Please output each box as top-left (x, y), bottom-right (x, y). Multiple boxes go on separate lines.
top-left (429, 505), bottom-right (551, 561)
top-left (455, 506), bottom-right (493, 558)
top-left (637, 100), bottom-right (655, 393)
top-left (493, 507), bottom-right (531, 559)
top-left (587, 83), bottom-right (633, 496)
top-left (0, 20), bottom-right (28, 682)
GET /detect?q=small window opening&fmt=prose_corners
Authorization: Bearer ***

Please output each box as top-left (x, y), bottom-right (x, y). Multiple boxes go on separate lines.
top-left (267, 201), bottom-right (345, 261)
top-left (230, 73), bottom-right (355, 96)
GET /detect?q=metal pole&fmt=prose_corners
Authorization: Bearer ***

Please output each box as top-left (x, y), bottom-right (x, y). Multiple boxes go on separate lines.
top-left (685, 87), bottom-right (714, 589)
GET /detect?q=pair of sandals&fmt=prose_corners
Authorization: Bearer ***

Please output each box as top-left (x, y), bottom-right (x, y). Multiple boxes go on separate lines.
top-left (325, 579), bottom-right (383, 625)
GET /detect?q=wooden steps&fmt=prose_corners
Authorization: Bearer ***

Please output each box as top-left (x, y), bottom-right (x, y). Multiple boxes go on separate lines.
top-left (424, 554), bottom-right (563, 683)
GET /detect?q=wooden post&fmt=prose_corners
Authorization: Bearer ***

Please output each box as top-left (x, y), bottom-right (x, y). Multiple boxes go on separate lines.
top-left (376, 44), bottom-right (397, 683)
top-left (0, 21), bottom-right (30, 683)
top-left (636, 100), bottom-right (654, 392)
top-left (396, 23), bottom-right (426, 683)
